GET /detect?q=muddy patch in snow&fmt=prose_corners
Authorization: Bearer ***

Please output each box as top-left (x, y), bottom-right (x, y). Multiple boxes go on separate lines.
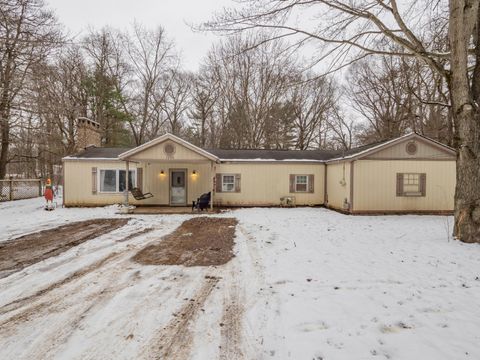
top-left (133, 217), bottom-right (237, 266)
top-left (0, 218), bottom-right (128, 278)
top-left (220, 283), bottom-right (245, 359)
top-left (0, 252), bottom-right (121, 319)
top-left (143, 275), bottom-right (221, 359)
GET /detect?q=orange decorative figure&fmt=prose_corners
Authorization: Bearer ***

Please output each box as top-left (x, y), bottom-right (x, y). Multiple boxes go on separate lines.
top-left (44, 178), bottom-right (54, 210)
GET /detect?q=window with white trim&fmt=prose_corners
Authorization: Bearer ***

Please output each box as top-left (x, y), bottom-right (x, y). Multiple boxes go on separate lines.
top-left (222, 175), bottom-right (235, 192)
top-left (295, 175), bottom-right (308, 192)
top-left (99, 169), bottom-right (136, 193)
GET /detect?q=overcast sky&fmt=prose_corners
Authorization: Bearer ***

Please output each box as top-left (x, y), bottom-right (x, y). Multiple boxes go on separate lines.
top-left (47, 0), bottom-right (234, 71)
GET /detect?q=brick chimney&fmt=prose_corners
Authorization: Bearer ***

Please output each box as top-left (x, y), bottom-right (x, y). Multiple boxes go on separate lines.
top-left (76, 117), bottom-right (101, 150)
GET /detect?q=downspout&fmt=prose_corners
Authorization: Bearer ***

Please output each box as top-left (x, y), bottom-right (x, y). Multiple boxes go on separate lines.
top-left (210, 161), bottom-right (215, 210)
top-left (324, 163), bottom-right (328, 206)
top-left (124, 160), bottom-right (130, 206)
top-left (350, 161), bottom-right (355, 213)
top-left (62, 160), bottom-right (66, 207)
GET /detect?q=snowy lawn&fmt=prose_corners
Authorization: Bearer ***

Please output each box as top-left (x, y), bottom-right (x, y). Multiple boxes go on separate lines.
top-left (0, 197), bottom-right (479, 359)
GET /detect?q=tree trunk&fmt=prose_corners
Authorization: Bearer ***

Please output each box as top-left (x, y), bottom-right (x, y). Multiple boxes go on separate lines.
top-left (0, 86), bottom-right (10, 180)
top-left (452, 104), bottom-right (480, 243)
top-left (0, 124), bottom-right (9, 179)
top-left (450, 0), bottom-right (480, 243)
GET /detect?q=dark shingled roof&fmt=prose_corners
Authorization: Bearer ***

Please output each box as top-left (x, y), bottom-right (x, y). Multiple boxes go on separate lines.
top-left (207, 139), bottom-right (396, 161)
top-left (337, 139), bottom-right (392, 158)
top-left (206, 148), bottom-right (339, 161)
top-left (67, 138), bottom-right (396, 161)
top-left (71, 146), bottom-right (132, 159)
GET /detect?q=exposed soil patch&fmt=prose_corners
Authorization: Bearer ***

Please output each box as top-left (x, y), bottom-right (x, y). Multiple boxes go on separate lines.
top-left (144, 276), bottom-right (220, 359)
top-left (0, 218), bottom-right (128, 278)
top-left (0, 252), bottom-right (120, 318)
top-left (133, 217), bottom-right (237, 267)
top-left (220, 286), bottom-right (245, 360)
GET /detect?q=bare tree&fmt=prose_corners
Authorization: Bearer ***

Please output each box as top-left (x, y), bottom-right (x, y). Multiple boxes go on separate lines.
top-left (401, 58), bottom-right (453, 145)
top-left (348, 57), bottom-right (413, 143)
top-left (161, 71), bottom-right (192, 135)
top-left (326, 107), bottom-right (358, 150)
top-left (188, 69), bottom-right (219, 147)
top-left (202, 34), bottom-right (299, 149)
top-left (34, 46), bottom-right (89, 155)
top-left (347, 55), bottom-right (452, 145)
top-left (290, 75), bottom-right (337, 149)
top-left (205, 0), bottom-right (480, 243)
top-left (83, 28), bottom-right (130, 146)
top-left (0, 0), bottom-right (61, 179)
top-left (122, 23), bottom-right (177, 145)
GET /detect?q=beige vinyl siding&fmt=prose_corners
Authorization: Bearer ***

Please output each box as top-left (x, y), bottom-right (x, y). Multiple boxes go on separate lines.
top-left (64, 133), bottom-right (457, 210)
top-left (128, 140), bottom-right (207, 161)
top-left (214, 163), bottom-right (325, 206)
top-left (64, 159), bottom-right (213, 206)
top-left (140, 161), bottom-right (213, 205)
top-left (64, 160), bottom-right (140, 206)
top-left (325, 161), bottom-right (351, 211)
top-left (353, 160), bottom-right (455, 212)
top-left (364, 139), bottom-right (454, 160)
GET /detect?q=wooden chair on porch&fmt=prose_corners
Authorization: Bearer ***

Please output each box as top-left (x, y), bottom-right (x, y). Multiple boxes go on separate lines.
top-left (130, 187), bottom-right (154, 201)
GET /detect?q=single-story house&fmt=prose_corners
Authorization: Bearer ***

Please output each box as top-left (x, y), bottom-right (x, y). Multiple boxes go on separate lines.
top-left (62, 120), bottom-right (456, 214)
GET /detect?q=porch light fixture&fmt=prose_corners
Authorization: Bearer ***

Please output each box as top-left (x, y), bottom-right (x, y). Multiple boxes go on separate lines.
top-left (192, 170), bottom-right (197, 175)
top-left (160, 169), bottom-right (165, 175)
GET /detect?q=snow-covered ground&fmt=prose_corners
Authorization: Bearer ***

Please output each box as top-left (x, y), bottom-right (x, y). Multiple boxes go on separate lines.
top-left (0, 197), bottom-right (479, 359)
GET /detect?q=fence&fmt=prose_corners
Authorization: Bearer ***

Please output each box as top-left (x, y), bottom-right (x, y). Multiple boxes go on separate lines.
top-left (0, 178), bottom-right (42, 202)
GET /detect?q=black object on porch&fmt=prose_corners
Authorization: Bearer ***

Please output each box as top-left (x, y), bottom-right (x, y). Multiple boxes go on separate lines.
top-left (130, 187), bottom-right (154, 200)
top-left (192, 192), bottom-right (211, 211)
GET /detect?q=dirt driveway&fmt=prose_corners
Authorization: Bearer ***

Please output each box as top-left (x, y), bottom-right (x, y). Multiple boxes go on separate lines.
top-left (0, 218), bottom-right (128, 279)
top-left (133, 217), bottom-right (238, 266)
top-left (3, 204), bottom-right (476, 359)
top-left (0, 215), bottom-right (261, 360)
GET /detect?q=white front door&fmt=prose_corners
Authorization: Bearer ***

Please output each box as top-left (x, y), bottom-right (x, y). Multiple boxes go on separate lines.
top-left (170, 170), bottom-right (187, 205)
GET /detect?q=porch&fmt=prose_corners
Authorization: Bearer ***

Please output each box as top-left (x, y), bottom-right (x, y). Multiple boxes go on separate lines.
top-left (124, 161), bottom-right (215, 207)
top-left (118, 134), bottom-right (219, 209)
top-left (129, 206), bottom-right (221, 215)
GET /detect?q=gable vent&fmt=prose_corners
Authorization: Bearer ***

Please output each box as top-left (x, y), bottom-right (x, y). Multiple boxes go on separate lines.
top-left (406, 141), bottom-right (418, 155)
top-left (164, 143), bottom-right (176, 155)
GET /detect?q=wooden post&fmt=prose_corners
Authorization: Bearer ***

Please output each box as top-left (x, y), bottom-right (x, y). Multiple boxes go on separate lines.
top-left (9, 176), bottom-right (13, 201)
top-left (38, 179), bottom-right (42, 197)
top-left (124, 160), bottom-right (130, 206)
top-left (210, 162), bottom-right (214, 211)
top-left (62, 162), bottom-right (65, 207)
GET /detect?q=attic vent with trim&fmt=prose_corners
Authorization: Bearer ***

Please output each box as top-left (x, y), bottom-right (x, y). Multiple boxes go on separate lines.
top-left (164, 143), bottom-right (175, 158)
top-left (406, 141), bottom-right (418, 155)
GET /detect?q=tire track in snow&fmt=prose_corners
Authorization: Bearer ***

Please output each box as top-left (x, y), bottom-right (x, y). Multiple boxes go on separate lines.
top-left (237, 223), bottom-right (282, 357)
top-left (143, 275), bottom-right (220, 360)
top-left (217, 224), bottom-right (269, 359)
top-left (0, 221), bottom-right (152, 288)
top-left (23, 268), bottom-right (174, 360)
top-left (0, 227), bottom-right (156, 318)
top-left (0, 218), bottom-right (129, 279)
top-left (0, 251), bottom-right (176, 359)
top-left (0, 251), bottom-right (121, 317)
top-left (219, 267), bottom-right (245, 360)
top-left (0, 253), bottom-right (133, 335)
top-left (237, 224), bottom-right (266, 286)
top-left (0, 228), bottom-right (159, 331)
